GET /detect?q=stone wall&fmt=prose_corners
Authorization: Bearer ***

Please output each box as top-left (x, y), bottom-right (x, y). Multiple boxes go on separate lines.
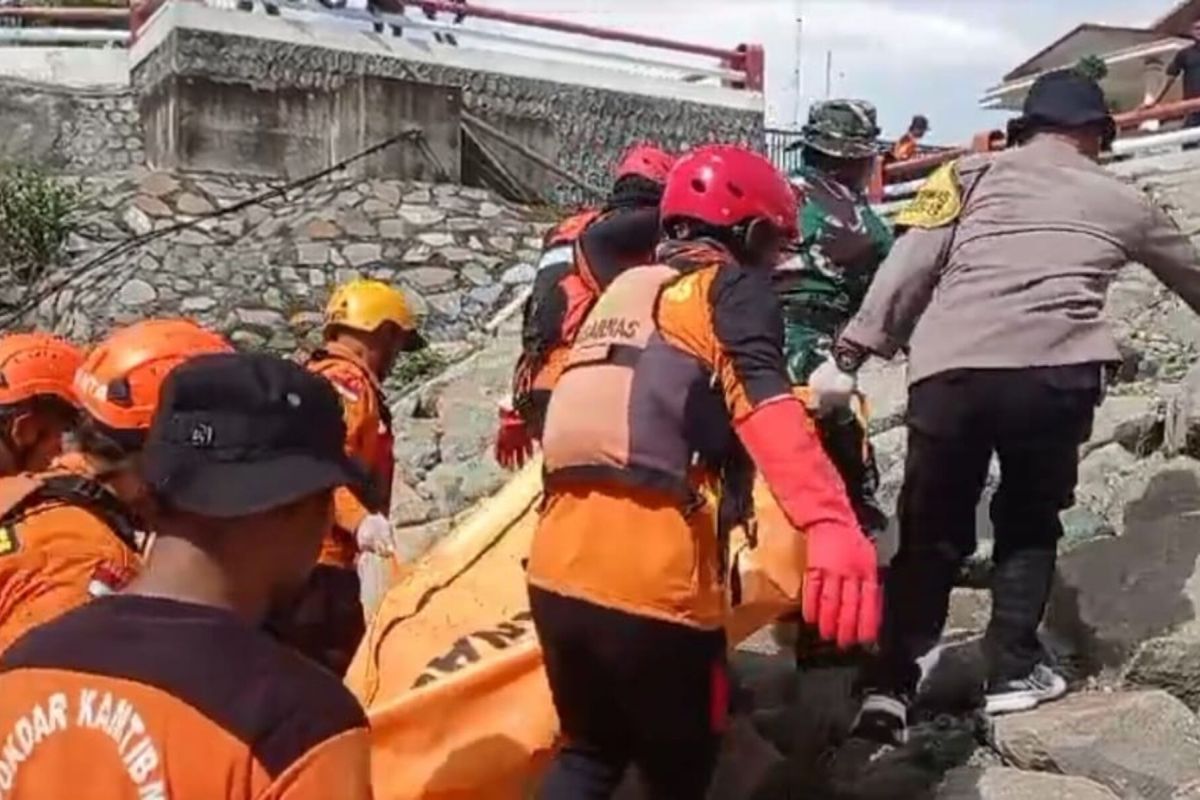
top-left (30, 169), bottom-right (549, 366)
top-left (132, 25), bottom-right (764, 204)
top-left (0, 79), bottom-right (142, 172)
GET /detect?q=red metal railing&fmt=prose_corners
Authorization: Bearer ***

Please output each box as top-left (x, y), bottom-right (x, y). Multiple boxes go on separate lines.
top-left (379, 0), bottom-right (761, 89)
top-left (409, 0), bottom-right (738, 62)
top-left (1, 6), bottom-right (129, 22)
top-left (123, 0), bottom-right (763, 89)
top-left (870, 95), bottom-right (1200, 202)
top-left (1115, 95), bottom-right (1200, 129)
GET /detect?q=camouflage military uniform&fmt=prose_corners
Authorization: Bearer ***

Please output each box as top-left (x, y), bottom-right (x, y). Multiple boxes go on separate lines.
top-left (776, 100), bottom-right (893, 537)
top-left (779, 100), bottom-right (894, 667)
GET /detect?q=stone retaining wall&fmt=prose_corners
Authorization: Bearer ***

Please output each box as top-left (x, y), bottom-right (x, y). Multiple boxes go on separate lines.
top-left (30, 169), bottom-right (549, 366)
top-left (0, 79), bottom-right (142, 172)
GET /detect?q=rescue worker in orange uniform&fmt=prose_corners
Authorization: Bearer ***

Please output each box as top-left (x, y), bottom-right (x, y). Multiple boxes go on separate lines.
top-left (528, 145), bottom-right (880, 799)
top-left (0, 333), bottom-right (83, 477)
top-left (0, 352), bottom-right (373, 799)
top-left (0, 319), bottom-right (232, 655)
top-left (497, 143), bottom-right (676, 468)
top-left (284, 278), bottom-right (425, 676)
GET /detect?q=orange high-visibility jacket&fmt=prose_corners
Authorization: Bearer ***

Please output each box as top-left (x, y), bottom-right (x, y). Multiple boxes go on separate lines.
top-left (0, 453), bottom-right (142, 656)
top-left (307, 343), bottom-right (395, 569)
top-left (0, 594), bottom-right (372, 799)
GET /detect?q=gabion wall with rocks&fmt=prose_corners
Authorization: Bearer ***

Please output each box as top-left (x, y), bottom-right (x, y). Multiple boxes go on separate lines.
top-left (29, 169), bottom-right (549, 363)
top-left (132, 27), bottom-right (764, 205)
top-left (0, 80), bottom-right (143, 173)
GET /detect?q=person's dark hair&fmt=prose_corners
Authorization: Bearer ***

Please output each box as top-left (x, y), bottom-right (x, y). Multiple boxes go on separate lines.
top-left (1009, 117), bottom-right (1114, 150)
top-left (0, 395), bottom-right (77, 428)
top-left (606, 175), bottom-right (664, 210)
top-left (661, 218), bottom-right (778, 266)
top-left (911, 114), bottom-right (929, 131)
top-left (73, 414), bottom-right (137, 464)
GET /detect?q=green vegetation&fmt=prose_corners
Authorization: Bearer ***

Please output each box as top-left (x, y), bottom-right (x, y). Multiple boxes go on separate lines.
top-left (394, 347), bottom-right (447, 386)
top-left (0, 164), bottom-right (79, 285)
top-left (1073, 55), bottom-right (1109, 83)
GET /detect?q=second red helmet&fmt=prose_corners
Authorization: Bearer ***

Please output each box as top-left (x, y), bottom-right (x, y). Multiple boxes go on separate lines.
top-left (660, 145), bottom-right (799, 242)
top-left (614, 144), bottom-right (676, 185)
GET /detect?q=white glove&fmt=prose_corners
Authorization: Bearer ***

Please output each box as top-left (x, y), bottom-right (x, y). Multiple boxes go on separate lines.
top-left (807, 358), bottom-right (857, 416)
top-left (355, 513), bottom-right (396, 556)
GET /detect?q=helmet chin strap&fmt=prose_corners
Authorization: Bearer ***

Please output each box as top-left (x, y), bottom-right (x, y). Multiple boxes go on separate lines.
top-left (0, 422), bottom-right (29, 475)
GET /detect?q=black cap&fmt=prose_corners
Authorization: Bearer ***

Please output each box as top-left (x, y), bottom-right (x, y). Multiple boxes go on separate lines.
top-left (141, 352), bottom-right (373, 518)
top-left (1020, 70), bottom-right (1111, 129)
top-left (911, 114), bottom-right (929, 131)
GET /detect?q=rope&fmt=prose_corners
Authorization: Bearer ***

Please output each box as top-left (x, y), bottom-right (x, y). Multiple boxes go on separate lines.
top-left (461, 111), bottom-right (607, 200)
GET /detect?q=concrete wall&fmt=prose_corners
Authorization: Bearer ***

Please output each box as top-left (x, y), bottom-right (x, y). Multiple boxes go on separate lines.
top-left (140, 72), bottom-right (463, 181)
top-left (0, 48), bottom-right (128, 88)
top-left (130, 3), bottom-right (765, 203)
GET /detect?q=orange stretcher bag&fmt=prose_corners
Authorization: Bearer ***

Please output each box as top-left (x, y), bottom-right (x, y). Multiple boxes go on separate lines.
top-left (347, 457), bottom-right (814, 800)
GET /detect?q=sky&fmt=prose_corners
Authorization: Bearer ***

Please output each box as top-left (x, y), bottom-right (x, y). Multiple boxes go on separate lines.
top-left (484, 0), bottom-right (1178, 145)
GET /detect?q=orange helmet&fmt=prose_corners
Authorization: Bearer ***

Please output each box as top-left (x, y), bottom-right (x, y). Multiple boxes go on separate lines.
top-left (74, 319), bottom-right (233, 438)
top-left (0, 333), bottom-right (83, 409)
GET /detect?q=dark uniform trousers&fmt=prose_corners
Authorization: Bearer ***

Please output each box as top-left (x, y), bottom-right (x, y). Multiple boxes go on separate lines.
top-left (863, 364), bottom-right (1101, 695)
top-left (531, 587), bottom-right (727, 800)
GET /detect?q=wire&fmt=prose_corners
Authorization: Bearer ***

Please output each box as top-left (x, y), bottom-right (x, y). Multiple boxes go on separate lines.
top-left (0, 126), bottom-right (428, 331)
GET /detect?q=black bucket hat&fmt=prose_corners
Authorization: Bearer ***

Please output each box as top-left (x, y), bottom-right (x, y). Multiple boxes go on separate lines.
top-left (141, 352), bottom-right (373, 518)
top-left (1010, 70), bottom-right (1115, 147)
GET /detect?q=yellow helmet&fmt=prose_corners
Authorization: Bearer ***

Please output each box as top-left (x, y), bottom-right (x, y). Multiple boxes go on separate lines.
top-left (324, 279), bottom-right (425, 349)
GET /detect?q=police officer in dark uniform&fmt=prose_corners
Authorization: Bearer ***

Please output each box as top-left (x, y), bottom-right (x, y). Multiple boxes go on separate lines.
top-left (807, 71), bottom-right (1200, 744)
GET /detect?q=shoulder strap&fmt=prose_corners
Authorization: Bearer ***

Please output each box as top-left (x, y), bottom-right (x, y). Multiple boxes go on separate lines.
top-left (0, 475), bottom-right (46, 525)
top-left (0, 474), bottom-right (142, 555)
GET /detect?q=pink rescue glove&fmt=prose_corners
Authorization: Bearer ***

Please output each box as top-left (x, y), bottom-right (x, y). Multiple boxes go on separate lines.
top-left (495, 406), bottom-right (534, 470)
top-left (803, 528), bottom-right (880, 649)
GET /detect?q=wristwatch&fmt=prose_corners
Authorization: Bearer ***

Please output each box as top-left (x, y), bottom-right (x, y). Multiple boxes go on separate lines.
top-left (832, 340), bottom-right (869, 374)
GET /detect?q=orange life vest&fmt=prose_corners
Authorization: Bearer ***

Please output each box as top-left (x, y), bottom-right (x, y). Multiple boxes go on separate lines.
top-left (0, 457), bottom-right (143, 654)
top-left (513, 210), bottom-right (607, 436)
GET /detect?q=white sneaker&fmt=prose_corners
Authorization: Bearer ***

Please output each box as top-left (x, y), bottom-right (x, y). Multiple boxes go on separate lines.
top-left (850, 692), bottom-right (910, 747)
top-left (984, 663), bottom-right (1067, 715)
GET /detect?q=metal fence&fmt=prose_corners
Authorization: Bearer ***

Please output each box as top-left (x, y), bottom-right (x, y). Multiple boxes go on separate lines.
top-left (764, 127), bottom-right (803, 174)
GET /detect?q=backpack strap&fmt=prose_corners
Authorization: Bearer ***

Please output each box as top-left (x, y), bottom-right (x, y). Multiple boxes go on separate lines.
top-left (0, 474), bottom-right (143, 555)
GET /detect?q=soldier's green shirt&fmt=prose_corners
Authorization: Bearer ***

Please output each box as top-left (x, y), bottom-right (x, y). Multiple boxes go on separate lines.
top-left (775, 165), bottom-right (894, 384)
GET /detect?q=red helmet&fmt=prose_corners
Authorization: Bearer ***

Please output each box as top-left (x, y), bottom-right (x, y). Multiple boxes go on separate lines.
top-left (661, 145), bottom-right (799, 242)
top-left (614, 144), bottom-right (675, 185)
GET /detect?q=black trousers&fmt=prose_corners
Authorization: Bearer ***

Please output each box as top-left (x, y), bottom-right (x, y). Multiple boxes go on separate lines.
top-left (817, 407), bottom-right (886, 536)
top-left (863, 366), bottom-right (1100, 695)
top-left (1184, 112), bottom-right (1200, 151)
top-left (530, 587), bottom-right (728, 800)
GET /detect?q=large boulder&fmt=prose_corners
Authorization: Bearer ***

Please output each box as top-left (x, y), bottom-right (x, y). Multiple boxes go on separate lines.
top-left (1165, 364), bottom-right (1200, 458)
top-left (1045, 462), bottom-right (1200, 675)
top-left (1083, 394), bottom-right (1164, 459)
top-left (1125, 636), bottom-right (1200, 713)
top-left (992, 690), bottom-right (1200, 800)
top-left (937, 767), bottom-right (1120, 800)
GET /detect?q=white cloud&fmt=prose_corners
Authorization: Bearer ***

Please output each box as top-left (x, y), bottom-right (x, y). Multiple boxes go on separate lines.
top-left (479, 0), bottom-right (1177, 138)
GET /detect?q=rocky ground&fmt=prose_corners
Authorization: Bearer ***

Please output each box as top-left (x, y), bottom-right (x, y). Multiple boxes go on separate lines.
top-left (381, 154), bottom-right (1200, 799)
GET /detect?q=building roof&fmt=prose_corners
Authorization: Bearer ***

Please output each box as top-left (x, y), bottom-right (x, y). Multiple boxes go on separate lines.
top-left (1003, 23), bottom-right (1163, 81)
top-left (1153, 0), bottom-right (1200, 35)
